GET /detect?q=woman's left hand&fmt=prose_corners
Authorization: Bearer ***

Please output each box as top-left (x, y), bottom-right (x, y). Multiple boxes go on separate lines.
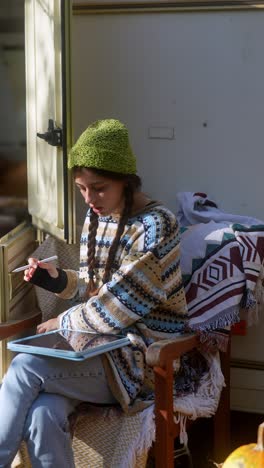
top-left (37, 318), bottom-right (59, 334)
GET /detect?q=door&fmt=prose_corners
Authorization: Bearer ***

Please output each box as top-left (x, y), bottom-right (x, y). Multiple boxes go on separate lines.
top-left (25, 0), bottom-right (74, 242)
top-left (0, 0), bottom-right (74, 381)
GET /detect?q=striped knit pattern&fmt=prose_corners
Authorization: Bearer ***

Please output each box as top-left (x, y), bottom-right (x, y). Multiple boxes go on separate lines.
top-left (58, 202), bottom-right (187, 411)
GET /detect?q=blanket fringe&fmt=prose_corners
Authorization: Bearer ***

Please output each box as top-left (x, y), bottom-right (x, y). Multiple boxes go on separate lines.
top-left (120, 405), bottom-right (155, 468)
top-left (173, 351), bottom-right (225, 445)
top-left (189, 306), bottom-right (240, 333)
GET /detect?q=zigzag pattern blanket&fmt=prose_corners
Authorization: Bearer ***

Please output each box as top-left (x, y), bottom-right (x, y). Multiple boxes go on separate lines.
top-left (177, 193), bottom-right (264, 350)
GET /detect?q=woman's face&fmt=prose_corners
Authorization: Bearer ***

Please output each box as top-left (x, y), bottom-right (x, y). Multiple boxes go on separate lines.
top-left (74, 169), bottom-right (126, 216)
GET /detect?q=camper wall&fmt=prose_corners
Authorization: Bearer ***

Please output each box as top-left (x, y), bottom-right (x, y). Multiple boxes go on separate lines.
top-left (71, 7), bottom-right (264, 412)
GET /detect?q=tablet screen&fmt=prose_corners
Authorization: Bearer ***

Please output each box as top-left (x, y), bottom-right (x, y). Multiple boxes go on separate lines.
top-left (16, 330), bottom-right (124, 354)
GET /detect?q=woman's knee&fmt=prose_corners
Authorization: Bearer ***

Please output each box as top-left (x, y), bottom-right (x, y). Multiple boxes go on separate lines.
top-left (2, 354), bottom-right (47, 394)
top-left (9, 352), bottom-right (39, 370)
top-left (5, 353), bottom-right (39, 381)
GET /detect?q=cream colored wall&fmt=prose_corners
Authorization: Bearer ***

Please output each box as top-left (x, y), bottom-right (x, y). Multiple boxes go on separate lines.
top-left (71, 8), bottom-right (264, 410)
top-left (72, 9), bottom-right (264, 219)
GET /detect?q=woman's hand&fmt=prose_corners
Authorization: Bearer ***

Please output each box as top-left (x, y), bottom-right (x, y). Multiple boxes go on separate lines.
top-left (36, 318), bottom-right (59, 334)
top-left (24, 257), bottom-right (59, 282)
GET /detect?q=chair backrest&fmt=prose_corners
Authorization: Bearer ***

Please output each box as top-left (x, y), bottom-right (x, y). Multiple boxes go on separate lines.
top-left (29, 235), bottom-right (80, 320)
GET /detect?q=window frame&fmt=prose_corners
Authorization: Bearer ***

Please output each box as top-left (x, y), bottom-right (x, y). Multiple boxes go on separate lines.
top-left (73, 0), bottom-right (264, 14)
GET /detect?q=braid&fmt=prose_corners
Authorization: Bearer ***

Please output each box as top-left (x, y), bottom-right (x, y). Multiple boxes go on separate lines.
top-left (76, 168), bottom-right (141, 298)
top-left (85, 209), bottom-right (99, 297)
top-left (103, 186), bottom-right (133, 284)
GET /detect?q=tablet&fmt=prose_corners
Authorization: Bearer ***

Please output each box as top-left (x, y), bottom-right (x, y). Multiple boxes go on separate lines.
top-left (7, 329), bottom-right (130, 361)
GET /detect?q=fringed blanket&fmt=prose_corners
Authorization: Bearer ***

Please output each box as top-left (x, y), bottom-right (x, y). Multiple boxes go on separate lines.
top-left (177, 192), bottom-right (264, 351)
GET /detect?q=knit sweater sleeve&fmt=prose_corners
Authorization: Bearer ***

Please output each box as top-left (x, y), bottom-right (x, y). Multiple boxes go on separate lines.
top-left (58, 212), bottom-right (186, 334)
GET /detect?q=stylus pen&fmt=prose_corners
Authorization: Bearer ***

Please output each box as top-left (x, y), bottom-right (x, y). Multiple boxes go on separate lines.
top-left (12, 255), bottom-right (58, 273)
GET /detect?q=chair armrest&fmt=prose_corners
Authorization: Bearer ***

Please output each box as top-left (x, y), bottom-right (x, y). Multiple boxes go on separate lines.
top-left (0, 310), bottom-right (42, 340)
top-left (146, 333), bottom-right (199, 368)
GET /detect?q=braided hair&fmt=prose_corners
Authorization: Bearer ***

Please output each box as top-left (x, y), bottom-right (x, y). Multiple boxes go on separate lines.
top-left (73, 167), bottom-right (141, 298)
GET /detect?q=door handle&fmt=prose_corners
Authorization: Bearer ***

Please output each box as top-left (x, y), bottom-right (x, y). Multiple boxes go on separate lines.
top-left (37, 119), bottom-right (62, 147)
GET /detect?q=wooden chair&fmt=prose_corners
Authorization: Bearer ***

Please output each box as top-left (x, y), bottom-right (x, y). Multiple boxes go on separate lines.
top-left (0, 320), bottom-right (230, 467)
top-left (146, 333), bottom-right (231, 467)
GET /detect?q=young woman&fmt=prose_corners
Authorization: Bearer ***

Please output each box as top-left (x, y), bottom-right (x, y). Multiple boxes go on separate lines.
top-left (0, 119), bottom-right (189, 467)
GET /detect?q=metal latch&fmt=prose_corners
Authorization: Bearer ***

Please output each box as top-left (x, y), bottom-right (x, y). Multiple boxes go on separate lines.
top-left (37, 119), bottom-right (62, 147)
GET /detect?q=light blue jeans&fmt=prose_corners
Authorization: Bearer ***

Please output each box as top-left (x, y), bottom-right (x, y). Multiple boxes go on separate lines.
top-left (0, 353), bottom-right (117, 468)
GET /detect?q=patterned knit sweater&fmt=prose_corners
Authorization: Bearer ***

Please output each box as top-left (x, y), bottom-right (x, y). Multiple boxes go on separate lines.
top-left (57, 202), bottom-right (188, 413)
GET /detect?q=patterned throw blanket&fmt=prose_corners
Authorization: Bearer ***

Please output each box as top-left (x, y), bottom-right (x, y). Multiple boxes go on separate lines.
top-left (178, 192), bottom-right (264, 351)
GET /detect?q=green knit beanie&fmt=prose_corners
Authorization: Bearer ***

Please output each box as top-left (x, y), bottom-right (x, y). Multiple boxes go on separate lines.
top-left (68, 119), bottom-right (137, 175)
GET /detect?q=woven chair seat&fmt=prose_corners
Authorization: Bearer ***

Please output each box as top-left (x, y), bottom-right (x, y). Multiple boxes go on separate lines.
top-left (12, 403), bottom-right (153, 468)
